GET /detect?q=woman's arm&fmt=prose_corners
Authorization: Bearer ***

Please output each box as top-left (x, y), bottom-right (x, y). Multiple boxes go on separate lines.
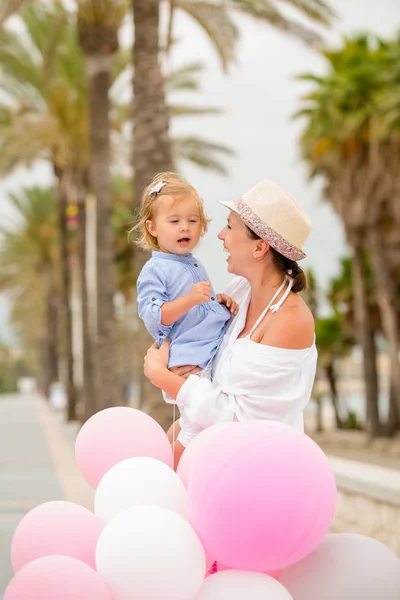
top-left (144, 337), bottom-right (316, 431)
top-left (143, 340), bottom-right (186, 399)
top-left (143, 340), bottom-right (236, 426)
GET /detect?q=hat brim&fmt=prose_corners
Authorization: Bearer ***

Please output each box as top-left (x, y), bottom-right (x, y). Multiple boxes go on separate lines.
top-left (219, 200), bottom-right (242, 215)
top-left (218, 199), bottom-right (306, 261)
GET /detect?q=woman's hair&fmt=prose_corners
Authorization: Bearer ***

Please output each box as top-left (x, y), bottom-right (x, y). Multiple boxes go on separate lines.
top-left (245, 226), bottom-right (307, 293)
top-left (131, 172), bottom-right (210, 251)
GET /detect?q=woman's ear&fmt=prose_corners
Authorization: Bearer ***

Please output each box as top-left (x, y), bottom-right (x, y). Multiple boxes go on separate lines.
top-left (146, 220), bottom-right (157, 237)
top-left (253, 239), bottom-right (269, 259)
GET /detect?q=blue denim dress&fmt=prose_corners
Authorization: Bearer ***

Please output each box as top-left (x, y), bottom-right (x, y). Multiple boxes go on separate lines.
top-left (137, 251), bottom-right (231, 368)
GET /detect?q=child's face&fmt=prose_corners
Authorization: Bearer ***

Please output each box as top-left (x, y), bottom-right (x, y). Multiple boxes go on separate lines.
top-left (146, 194), bottom-right (203, 254)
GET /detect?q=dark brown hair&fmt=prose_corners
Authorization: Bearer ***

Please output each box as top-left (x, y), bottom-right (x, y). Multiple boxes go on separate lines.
top-left (246, 226), bottom-right (307, 293)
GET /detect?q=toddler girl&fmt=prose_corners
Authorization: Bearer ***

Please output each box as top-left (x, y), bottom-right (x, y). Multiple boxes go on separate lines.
top-left (134, 172), bottom-right (237, 452)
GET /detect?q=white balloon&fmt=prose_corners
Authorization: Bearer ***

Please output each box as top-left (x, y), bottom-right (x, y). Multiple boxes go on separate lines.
top-left (96, 505), bottom-right (206, 600)
top-left (196, 570), bottom-right (293, 599)
top-left (94, 457), bottom-right (188, 522)
top-left (280, 533), bottom-right (400, 600)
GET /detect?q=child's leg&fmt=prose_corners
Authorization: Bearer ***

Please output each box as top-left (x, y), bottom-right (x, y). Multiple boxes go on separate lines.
top-left (167, 418), bottom-right (181, 444)
top-left (172, 440), bottom-right (186, 471)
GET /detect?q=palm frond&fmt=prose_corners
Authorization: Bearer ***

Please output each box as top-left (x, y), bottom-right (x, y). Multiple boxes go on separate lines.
top-left (169, 104), bottom-right (222, 117)
top-left (0, 0), bottom-right (31, 24)
top-left (173, 135), bottom-right (234, 173)
top-left (0, 27), bottom-right (44, 97)
top-left (166, 62), bottom-right (206, 93)
top-left (177, 0), bottom-right (239, 71)
top-left (278, 0), bottom-right (336, 27)
top-left (230, 0), bottom-right (328, 46)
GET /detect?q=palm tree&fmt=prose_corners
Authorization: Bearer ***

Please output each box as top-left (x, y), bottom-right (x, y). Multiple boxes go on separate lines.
top-left (296, 34), bottom-right (400, 435)
top-left (76, 0), bottom-right (128, 412)
top-left (0, 1), bottom-right (132, 419)
top-left (164, 0), bottom-right (335, 70)
top-left (328, 256), bottom-right (382, 433)
top-left (0, 1), bottom-right (90, 418)
top-left (0, 187), bottom-right (60, 395)
top-left (315, 314), bottom-right (355, 429)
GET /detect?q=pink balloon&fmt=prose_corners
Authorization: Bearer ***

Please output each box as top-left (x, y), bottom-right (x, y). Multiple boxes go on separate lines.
top-left (75, 407), bottom-right (173, 488)
top-left (11, 501), bottom-right (103, 572)
top-left (188, 421), bottom-right (337, 572)
top-left (177, 423), bottom-right (239, 487)
top-left (5, 556), bottom-right (113, 600)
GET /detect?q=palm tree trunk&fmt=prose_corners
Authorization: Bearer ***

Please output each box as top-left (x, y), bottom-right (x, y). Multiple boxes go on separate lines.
top-left (132, 0), bottom-right (174, 198)
top-left (352, 243), bottom-right (381, 436)
top-left (58, 173), bottom-right (77, 421)
top-left (42, 269), bottom-right (59, 396)
top-left (76, 178), bottom-right (97, 422)
top-left (85, 53), bottom-right (122, 411)
top-left (325, 361), bottom-right (344, 428)
top-left (132, 0), bottom-right (175, 429)
top-left (122, 297), bottom-right (133, 404)
top-left (386, 372), bottom-right (399, 436)
top-left (368, 228), bottom-right (400, 428)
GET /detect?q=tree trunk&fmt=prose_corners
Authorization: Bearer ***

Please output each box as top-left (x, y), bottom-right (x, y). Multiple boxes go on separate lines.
top-left (368, 228), bottom-right (400, 428)
top-left (122, 297), bottom-right (133, 404)
top-left (85, 54), bottom-right (122, 411)
top-left (132, 0), bottom-right (174, 201)
top-left (58, 173), bottom-right (77, 421)
top-left (42, 269), bottom-right (59, 396)
top-left (325, 361), bottom-right (344, 429)
top-left (352, 243), bottom-right (381, 436)
top-left (76, 180), bottom-right (97, 422)
top-left (132, 0), bottom-right (175, 429)
top-left (386, 372), bottom-right (400, 436)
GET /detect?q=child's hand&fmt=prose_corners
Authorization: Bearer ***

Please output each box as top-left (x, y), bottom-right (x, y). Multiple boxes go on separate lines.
top-left (217, 293), bottom-right (239, 315)
top-left (188, 280), bottom-right (211, 306)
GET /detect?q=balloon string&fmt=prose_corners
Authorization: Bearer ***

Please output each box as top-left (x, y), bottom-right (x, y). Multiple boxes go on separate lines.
top-left (172, 400), bottom-right (176, 470)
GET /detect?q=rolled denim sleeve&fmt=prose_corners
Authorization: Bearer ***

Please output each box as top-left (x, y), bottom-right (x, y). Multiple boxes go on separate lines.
top-left (137, 262), bottom-right (172, 340)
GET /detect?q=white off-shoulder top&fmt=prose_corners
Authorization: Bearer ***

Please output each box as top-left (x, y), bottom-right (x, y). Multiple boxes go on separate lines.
top-left (176, 276), bottom-right (317, 432)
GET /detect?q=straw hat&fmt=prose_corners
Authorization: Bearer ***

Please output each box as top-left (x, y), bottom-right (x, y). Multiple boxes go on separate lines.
top-left (219, 179), bottom-right (312, 261)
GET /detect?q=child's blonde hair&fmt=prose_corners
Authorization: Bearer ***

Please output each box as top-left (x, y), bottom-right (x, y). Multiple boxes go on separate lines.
top-left (132, 172), bottom-right (210, 251)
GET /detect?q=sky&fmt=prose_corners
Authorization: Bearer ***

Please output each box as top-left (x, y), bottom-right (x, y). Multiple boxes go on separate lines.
top-left (0, 0), bottom-right (399, 342)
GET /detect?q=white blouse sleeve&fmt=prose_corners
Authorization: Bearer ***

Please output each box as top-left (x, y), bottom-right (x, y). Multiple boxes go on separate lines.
top-left (176, 343), bottom-right (317, 430)
top-left (177, 374), bottom-right (236, 427)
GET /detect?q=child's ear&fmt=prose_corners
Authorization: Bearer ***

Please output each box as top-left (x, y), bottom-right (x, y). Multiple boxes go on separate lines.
top-left (146, 220), bottom-right (157, 237)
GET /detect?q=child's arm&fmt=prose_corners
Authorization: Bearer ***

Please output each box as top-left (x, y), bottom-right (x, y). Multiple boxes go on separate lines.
top-left (137, 263), bottom-right (171, 339)
top-left (161, 281), bottom-right (211, 325)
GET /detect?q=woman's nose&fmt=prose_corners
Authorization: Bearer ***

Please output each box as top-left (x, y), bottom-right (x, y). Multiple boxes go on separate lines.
top-left (218, 228), bottom-right (225, 240)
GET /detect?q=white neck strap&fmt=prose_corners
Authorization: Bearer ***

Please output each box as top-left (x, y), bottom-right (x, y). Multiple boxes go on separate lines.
top-left (249, 276), bottom-right (292, 337)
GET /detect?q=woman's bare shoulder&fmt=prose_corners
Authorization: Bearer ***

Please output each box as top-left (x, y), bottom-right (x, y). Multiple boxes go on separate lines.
top-left (260, 294), bottom-right (315, 350)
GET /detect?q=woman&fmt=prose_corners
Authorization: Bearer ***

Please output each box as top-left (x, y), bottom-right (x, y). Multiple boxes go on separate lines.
top-left (144, 179), bottom-right (317, 467)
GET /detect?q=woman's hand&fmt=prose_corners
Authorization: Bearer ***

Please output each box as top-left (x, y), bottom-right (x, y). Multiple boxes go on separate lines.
top-left (170, 365), bottom-right (202, 379)
top-left (217, 293), bottom-right (239, 315)
top-left (144, 339), bottom-right (171, 383)
top-left (143, 340), bottom-right (194, 399)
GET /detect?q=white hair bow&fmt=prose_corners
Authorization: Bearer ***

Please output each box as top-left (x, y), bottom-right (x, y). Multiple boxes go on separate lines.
top-left (149, 181), bottom-right (167, 195)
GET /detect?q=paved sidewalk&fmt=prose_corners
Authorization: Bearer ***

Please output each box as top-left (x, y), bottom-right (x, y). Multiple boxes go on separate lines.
top-left (0, 394), bottom-right (93, 596)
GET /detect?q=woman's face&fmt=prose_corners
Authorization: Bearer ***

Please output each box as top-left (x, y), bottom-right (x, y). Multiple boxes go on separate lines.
top-left (218, 211), bottom-right (258, 276)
